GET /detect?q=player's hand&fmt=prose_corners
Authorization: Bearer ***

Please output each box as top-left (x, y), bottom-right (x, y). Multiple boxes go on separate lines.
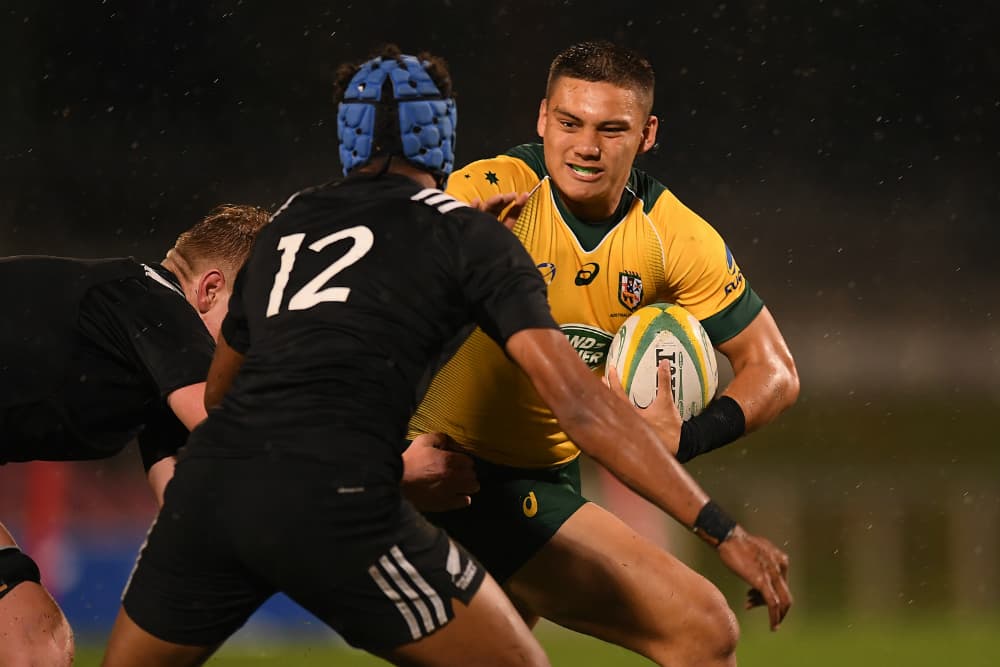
top-left (716, 525), bottom-right (793, 631)
top-left (469, 192), bottom-right (530, 230)
top-left (401, 433), bottom-right (480, 512)
top-left (604, 361), bottom-right (682, 456)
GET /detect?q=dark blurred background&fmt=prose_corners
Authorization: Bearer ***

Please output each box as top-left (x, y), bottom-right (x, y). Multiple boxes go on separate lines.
top-left (1, 0), bottom-right (997, 657)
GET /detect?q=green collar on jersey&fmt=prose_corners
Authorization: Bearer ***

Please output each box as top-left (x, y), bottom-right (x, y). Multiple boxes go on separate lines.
top-left (505, 143), bottom-right (667, 252)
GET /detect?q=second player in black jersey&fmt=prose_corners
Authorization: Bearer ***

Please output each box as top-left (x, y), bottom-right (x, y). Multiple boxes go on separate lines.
top-left (0, 204), bottom-right (270, 667)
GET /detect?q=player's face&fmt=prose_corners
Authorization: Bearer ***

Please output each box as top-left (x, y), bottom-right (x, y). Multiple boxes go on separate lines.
top-left (538, 77), bottom-right (657, 221)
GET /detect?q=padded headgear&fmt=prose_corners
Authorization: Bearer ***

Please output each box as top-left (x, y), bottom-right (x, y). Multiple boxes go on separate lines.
top-left (337, 54), bottom-right (457, 177)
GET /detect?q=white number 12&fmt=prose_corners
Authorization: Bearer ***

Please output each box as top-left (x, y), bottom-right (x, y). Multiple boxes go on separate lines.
top-left (265, 226), bottom-right (374, 317)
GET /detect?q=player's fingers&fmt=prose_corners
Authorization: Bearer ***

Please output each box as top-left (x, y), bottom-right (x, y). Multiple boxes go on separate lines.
top-left (744, 588), bottom-right (765, 610)
top-left (655, 360), bottom-right (676, 405)
top-left (760, 577), bottom-right (783, 631)
top-left (435, 433), bottom-right (464, 451)
top-left (779, 551), bottom-right (790, 576)
top-left (605, 366), bottom-right (628, 401)
top-left (773, 563), bottom-right (793, 623)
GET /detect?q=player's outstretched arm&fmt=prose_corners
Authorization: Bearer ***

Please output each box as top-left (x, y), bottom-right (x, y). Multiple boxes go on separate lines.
top-left (468, 192), bottom-right (530, 230)
top-left (505, 327), bottom-right (792, 629)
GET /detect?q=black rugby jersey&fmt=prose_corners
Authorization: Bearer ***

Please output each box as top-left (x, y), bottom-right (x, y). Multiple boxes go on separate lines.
top-left (199, 172), bottom-right (557, 473)
top-left (0, 256), bottom-right (215, 468)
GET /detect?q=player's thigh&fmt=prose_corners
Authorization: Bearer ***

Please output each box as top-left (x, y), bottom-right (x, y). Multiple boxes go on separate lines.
top-left (423, 459), bottom-right (586, 584)
top-left (380, 574), bottom-right (550, 667)
top-left (506, 502), bottom-right (734, 648)
top-left (287, 500), bottom-right (491, 653)
top-left (102, 607), bottom-right (218, 667)
top-left (121, 456), bottom-right (273, 648)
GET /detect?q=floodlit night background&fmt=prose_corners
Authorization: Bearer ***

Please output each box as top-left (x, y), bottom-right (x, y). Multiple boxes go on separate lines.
top-left (1, 1), bottom-right (997, 665)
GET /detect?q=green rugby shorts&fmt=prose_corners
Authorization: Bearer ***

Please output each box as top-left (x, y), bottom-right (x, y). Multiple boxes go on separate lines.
top-left (423, 456), bottom-right (587, 584)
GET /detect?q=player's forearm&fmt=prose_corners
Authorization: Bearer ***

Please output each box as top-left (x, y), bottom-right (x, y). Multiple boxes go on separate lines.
top-left (560, 389), bottom-right (709, 527)
top-left (146, 456), bottom-right (177, 507)
top-left (721, 353), bottom-right (799, 433)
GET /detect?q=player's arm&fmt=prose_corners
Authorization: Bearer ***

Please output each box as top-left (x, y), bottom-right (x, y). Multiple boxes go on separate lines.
top-left (713, 306), bottom-right (799, 434)
top-left (506, 328), bottom-right (792, 629)
top-left (638, 195), bottom-right (800, 461)
top-left (146, 457), bottom-right (175, 507)
top-left (401, 433), bottom-right (480, 512)
top-left (204, 332), bottom-right (245, 411)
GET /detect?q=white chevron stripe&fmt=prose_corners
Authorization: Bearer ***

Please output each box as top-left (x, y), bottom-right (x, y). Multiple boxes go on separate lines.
top-left (390, 546), bottom-right (448, 625)
top-left (368, 563), bottom-right (422, 640)
top-left (142, 264), bottom-right (185, 298)
top-left (378, 554), bottom-right (436, 634)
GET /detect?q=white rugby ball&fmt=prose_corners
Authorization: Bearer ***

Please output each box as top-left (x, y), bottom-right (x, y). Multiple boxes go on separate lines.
top-left (604, 303), bottom-right (719, 420)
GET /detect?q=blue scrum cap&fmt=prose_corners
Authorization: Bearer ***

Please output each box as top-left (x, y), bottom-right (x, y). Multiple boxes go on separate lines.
top-left (336, 54), bottom-right (457, 177)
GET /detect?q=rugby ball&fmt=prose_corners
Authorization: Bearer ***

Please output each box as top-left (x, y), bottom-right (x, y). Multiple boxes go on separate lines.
top-left (604, 303), bottom-right (718, 420)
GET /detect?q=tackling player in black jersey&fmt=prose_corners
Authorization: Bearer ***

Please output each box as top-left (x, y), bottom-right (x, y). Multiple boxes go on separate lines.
top-left (0, 204), bottom-right (270, 667)
top-left (103, 45), bottom-right (790, 667)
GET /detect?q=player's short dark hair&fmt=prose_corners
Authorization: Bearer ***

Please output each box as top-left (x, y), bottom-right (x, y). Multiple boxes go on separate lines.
top-left (172, 204), bottom-right (271, 273)
top-left (546, 40), bottom-right (655, 114)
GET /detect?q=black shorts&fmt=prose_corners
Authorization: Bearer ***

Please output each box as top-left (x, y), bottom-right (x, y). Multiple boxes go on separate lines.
top-left (122, 452), bottom-right (486, 651)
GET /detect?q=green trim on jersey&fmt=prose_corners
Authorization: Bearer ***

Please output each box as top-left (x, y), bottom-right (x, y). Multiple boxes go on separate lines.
top-left (505, 143), bottom-right (668, 252)
top-left (626, 168), bottom-right (668, 216)
top-left (506, 143), bottom-right (547, 179)
top-left (701, 286), bottom-right (765, 344)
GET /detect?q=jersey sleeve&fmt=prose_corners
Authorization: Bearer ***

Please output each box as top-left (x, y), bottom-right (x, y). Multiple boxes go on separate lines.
top-left (136, 401), bottom-right (188, 471)
top-left (220, 263), bottom-right (251, 354)
top-left (79, 274), bottom-right (216, 397)
top-left (649, 191), bottom-right (764, 344)
top-left (446, 154), bottom-right (542, 204)
top-left (454, 212), bottom-right (558, 346)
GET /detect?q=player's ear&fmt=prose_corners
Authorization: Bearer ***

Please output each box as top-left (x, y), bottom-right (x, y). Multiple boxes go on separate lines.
top-left (536, 98), bottom-right (548, 139)
top-left (638, 115), bottom-right (659, 155)
top-left (195, 269), bottom-right (226, 314)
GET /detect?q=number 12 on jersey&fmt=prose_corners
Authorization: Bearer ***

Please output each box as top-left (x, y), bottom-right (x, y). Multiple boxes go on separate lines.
top-left (265, 226), bottom-right (374, 317)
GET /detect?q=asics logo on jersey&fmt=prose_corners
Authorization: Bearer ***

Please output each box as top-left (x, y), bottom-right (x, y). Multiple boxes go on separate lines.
top-left (522, 491), bottom-right (539, 518)
top-left (575, 262), bottom-right (600, 286)
top-left (411, 188), bottom-right (468, 214)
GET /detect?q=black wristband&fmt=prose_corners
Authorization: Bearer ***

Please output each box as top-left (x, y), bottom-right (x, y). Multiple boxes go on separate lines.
top-left (692, 500), bottom-right (737, 548)
top-left (676, 396), bottom-right (746, 463)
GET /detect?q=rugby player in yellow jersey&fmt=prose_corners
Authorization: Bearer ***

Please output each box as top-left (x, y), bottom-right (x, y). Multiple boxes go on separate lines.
top-left (409, 41), bottom-right (799, 665)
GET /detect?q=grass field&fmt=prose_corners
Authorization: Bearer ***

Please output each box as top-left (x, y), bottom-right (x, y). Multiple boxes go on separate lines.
top-left (75, 614), bottom-right (999, 666)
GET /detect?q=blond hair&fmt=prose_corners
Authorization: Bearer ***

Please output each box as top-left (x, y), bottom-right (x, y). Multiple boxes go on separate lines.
top-left (167, 204), bottom-right (270, 279)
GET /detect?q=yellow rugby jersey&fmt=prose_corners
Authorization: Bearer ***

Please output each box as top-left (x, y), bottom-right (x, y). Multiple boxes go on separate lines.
top-left (408, 144), bottom-right (763, 468)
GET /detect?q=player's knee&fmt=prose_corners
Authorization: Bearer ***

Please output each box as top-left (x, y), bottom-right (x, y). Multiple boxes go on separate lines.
top-left (687, 584), bottom-right (739, 661)
top-left (0, 549), bottom-right (75, 667)
top-left (0, 605), bottom-right (75, 667)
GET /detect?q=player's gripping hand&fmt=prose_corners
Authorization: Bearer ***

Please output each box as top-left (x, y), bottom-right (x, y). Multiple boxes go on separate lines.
top-left (716, 526), bottom-right (793, 631)
top-left (469, 192), bottom-right (530, 231)
top-left (603, 361), bottom-right (682, 457)
top-left (402, 432), bottom-right (480, 512)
